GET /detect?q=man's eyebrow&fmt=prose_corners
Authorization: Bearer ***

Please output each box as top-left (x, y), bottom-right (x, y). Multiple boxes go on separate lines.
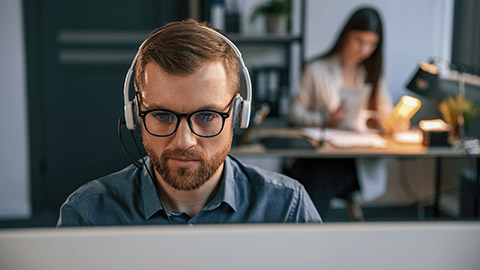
top-left (143, 103), bottom-right (227, 112)
top-left (196, 103), bottom-right (229, 111)
top-left (141, 103), bottom-right (169, 111)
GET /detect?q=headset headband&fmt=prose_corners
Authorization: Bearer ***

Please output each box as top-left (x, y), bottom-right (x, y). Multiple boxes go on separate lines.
top-left (123, 24), bottom-right (252, 130)
top-left (198, 26), bottom-right (252, 105)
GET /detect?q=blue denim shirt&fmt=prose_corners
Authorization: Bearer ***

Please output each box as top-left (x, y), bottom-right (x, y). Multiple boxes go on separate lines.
top-left (57, 155), bottom-right (321, 226)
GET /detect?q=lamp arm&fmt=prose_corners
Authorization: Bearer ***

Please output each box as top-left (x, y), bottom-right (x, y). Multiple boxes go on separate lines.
top-left (430, 56), bottom-right (451, 67)
top-left (457, 71), bottom-right (466, 140)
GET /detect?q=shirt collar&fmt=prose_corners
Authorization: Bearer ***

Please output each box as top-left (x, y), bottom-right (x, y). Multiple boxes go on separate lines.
top-left (203, 155), bottom-right (238, 212)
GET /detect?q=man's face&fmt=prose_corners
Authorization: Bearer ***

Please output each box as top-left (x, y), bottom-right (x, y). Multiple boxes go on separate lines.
top-left (140, 61), bottom-right (234, 191)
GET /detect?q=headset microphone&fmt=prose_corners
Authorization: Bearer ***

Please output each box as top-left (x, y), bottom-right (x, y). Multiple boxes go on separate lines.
top-left (119, 117), bottom-right (174, 224)
top-left (118, 117), bottom-right (142, 169)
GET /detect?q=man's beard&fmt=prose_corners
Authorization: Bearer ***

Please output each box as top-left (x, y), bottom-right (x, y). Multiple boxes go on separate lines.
top-left (146, 144), bottom-right (231, 191)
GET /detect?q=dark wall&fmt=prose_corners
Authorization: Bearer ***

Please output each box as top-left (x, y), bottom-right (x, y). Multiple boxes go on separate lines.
top-left (452, 0), bottom-right (480, 75)
top-left (23, 0), bottom-right (190, 219)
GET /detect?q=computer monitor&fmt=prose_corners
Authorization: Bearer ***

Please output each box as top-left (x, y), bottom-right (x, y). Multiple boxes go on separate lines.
top-left (1, 222), bottom-right (479, 270)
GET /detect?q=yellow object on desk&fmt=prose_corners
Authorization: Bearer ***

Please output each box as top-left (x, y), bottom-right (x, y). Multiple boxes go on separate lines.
top-left (419, 119), bottom-right (450, 131)
top-left (392, 130), bottom-right (423, 144)
top-left (382, 95), bottom-right (422, 133)
top-left (419, 119), bottom-right (450, 147)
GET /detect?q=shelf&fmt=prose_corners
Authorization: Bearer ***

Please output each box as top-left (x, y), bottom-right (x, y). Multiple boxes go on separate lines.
top-left (227, 33), bottom-right (302, 45)
top-left (57, 30), bottom-right (302, 47)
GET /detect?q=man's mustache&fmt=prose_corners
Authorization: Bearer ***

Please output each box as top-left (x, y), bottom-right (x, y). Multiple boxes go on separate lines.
top-left (161, 148), bottom-right (206, 161)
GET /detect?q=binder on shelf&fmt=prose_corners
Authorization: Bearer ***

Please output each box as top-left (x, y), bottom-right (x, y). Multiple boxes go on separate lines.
top-left (252, 66), bottom-right (288, 117)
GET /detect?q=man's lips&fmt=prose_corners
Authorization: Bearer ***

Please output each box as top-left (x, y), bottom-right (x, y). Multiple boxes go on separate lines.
top-left (168, 157), bottom-right (200, 167)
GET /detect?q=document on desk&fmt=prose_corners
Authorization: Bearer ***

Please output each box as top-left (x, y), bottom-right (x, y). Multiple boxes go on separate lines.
top-left (302, 128), bottom-right (387, 148)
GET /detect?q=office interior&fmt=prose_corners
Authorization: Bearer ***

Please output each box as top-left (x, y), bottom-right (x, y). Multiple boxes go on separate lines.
top-left (1, 0), bottom-right (480, 228)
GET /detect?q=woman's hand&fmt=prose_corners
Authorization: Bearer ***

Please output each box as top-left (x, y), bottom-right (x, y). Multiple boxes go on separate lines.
top-left (366, 117), bottom-right (378, 129)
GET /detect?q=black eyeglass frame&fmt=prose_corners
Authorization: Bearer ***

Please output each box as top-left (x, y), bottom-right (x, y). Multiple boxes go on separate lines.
top-left (138, 96), bottom-right (235, 138)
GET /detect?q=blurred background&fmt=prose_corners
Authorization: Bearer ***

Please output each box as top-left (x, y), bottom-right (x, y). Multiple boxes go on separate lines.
top-left (1, 0), bottom-right (479, 226)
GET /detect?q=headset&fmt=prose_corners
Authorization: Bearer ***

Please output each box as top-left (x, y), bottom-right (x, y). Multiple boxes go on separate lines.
top-left (119, 26), bottom-right (253, 222)
top-left (123, 25), bottom-right (252, 132)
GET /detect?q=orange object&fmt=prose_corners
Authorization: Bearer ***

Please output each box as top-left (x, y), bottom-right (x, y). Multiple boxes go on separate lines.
top-left (383, 95), bottom-right (422, 133)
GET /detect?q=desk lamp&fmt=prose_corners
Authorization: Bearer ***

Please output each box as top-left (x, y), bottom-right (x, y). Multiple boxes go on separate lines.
top-left (406, 61), bottom-right (439, 97)
top-left (406, 59), bottom-right (467, 146)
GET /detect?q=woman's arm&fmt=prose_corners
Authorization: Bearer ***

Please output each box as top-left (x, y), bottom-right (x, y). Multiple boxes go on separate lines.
top-left (290, 64), bottom-right (327, 126)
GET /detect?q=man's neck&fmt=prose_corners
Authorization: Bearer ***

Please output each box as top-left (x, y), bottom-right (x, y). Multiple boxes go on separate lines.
top-left (155, 162), bottom-right (224, 217)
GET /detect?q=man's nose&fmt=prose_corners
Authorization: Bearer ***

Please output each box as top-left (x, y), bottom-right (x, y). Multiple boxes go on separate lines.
top-left (171, 118), bottom-right (197, 150)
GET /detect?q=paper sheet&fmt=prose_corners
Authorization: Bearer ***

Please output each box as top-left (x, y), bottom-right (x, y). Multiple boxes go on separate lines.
top-left (302, 128), bottom-right (387, 148)
top-left (337, 85), bottom-right (371, 132)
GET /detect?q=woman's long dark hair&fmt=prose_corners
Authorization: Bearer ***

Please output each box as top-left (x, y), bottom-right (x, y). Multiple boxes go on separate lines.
top-left (311, 7), bottom-right (384, 111)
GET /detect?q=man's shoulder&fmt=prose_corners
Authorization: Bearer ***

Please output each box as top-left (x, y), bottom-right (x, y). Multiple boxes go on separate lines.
top-left (227, 155), bottom-right (322, 223)
top-left (228, 155), bottom-right (303, 193)
top-left (64, 164), bottom-right (140, 208)
top-left (57, 163), bottom-right (142, 226)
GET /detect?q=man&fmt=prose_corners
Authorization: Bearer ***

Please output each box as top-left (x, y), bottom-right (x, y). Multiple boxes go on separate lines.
top-left (57, 20), bottom-right (321, 226)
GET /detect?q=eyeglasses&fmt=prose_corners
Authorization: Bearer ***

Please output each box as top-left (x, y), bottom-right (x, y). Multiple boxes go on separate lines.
top-left (139, 97), bottom-right (235, 138)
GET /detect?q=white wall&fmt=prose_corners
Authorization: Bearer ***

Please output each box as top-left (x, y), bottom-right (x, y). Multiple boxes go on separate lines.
top-left (0, 0), bottom-right (30, 219)
top-left (235, 0), bottom-right (454, 102)
top-left (304, 0), bottom-right (454, 102)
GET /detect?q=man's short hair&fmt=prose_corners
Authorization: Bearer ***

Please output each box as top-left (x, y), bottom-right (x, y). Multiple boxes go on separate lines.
top-left (134, 19), bottom-right (239, 96)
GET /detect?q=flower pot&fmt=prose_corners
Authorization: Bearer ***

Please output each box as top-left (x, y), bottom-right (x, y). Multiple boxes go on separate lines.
top-left (265, 14), bottom-right (287, 35)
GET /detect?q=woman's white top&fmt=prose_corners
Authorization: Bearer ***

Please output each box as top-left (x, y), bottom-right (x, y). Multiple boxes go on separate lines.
top-left (290, 55), bottom-right (393, 200)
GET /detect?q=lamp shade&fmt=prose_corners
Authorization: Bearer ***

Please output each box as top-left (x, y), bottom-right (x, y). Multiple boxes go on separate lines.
top-left (406, 62), bottom-right (439, 97)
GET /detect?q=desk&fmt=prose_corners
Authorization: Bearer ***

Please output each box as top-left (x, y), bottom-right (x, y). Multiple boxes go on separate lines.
top-left (231, 128), bottom-right (480, 217)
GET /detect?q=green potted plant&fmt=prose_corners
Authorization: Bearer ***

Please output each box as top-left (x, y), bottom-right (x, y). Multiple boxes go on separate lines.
top-left (438, 95), bottom-right (480, 140)
top-left (250, 0), bottom-right (290, 34)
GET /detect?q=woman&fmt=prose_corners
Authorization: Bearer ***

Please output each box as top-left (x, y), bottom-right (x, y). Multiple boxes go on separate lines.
top-left (288, 7), bottom-right (393, 220)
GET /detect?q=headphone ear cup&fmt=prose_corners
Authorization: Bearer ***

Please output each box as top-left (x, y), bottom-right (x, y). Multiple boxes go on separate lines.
top-left (232, 96), bottom-right (243, 127)
top-left (133, 98), bottom-right (141, 125)
top-left (239, 100), bottom-right (251, 129)
top-left (124, 101), bottom-right (136, 130)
